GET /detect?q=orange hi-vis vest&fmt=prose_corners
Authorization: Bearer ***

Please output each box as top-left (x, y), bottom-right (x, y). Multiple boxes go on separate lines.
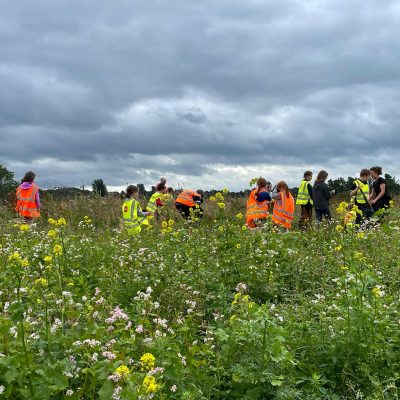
top-left (175, 190), bottom-right (200, 207)
top-left (16, 184), bottom-right (40, 218)
top-left (246, 188), bottom-right (269, 228)
top-left (272, 192), bottom-right (295, 229)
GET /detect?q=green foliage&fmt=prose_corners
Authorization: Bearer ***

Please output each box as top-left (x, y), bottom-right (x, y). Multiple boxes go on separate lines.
top-left (0, 197), bottom-right (400, 398)
top-left (0, 165), bottom-right (18, 204)
top-left (91, 178), bottom-right (108, 197)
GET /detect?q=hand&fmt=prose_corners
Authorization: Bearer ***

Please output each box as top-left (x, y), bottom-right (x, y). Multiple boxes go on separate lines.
top-left (370, 199), bottom-right (376, 205)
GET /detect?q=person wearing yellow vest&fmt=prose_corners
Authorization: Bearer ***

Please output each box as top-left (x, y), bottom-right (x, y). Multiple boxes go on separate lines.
top-left (296, 171), bottom-right (313, 229)
top-left (246, 177), bottom-right (272, 228)
top-left (122, 185), bottom-right (150, 235)
top-left (175, 189), bottom-right (203, 220)
top-left (146, 182), bottom-right (168, 219)
top-left (15, 171), bottom-right (41, 223)
top-left (272, 181), bottom-right (295, 230)
top-left (350, 169), bottom-right (373, 224)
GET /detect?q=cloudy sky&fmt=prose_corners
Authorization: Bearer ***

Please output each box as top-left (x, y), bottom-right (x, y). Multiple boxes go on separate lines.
top-left (1, 0), bottom-right (399, 191)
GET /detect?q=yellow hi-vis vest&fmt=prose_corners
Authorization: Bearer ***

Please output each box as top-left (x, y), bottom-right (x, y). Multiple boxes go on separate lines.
top-left (122, 199), bottom-right (149, 235)
top-left (352, 179), bottom-right (369, 204)
top-left (147, 192), bottom-right (162, 213)
top-left (296, 180), bottom-right (313, 205)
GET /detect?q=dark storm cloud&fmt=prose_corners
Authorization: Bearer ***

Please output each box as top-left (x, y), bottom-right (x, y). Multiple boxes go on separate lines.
top-left (1, 0), bottom-right (400, 189)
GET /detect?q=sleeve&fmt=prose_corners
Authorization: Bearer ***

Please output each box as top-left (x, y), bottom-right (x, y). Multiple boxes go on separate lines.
top-left (137, 209), bottom-right (148, 217)
top-left (324, 184), bottom-right (331, 200)
top-left (256, 192), bottom-right (272, 202)
top-left (35, 189), bottom-right (41, 209)
top-left (351, 182), bottom-right (357, 190)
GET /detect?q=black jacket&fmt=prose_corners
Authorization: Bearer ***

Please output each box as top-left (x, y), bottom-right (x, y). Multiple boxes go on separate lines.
top-left (313, 181), bottom-right (331, 210)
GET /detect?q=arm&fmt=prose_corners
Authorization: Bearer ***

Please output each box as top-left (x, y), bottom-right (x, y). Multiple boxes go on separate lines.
top-left (349, 182), bottom-right (359, 198)
top-left (256, 192), bottom-right (272, 202)
top-left (370, 183), bottom-right (386, 204)
top-left (35, 190), bottom-right (41, 210)
top-left (307, 183), bottom-right (313, 200)
top-left (324, 184), bottom-right (331, 200)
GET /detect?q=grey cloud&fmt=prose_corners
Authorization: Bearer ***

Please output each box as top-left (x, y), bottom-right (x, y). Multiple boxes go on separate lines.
top-left (1, 0), bottom-right (400, 189)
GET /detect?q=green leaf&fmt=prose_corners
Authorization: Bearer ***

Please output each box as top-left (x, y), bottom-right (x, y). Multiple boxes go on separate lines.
top-left (98, 380), bottom-right (115, 400)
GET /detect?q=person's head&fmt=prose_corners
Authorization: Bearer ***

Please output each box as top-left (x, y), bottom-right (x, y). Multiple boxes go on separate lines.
top-left (196, 189), bottom-right (204, 197)
top-left (156, 182), bottom-right (167, 192)
top-left (316, 170), bottom-right (328, 183)
top-left (359, 168), bottom-right (371, 182)
top-left (370, 166), bottom-right (382, 180)
top-left (276, 181), bottom-right (290, 197)
top-left (304, 171), bottom-right (313, 181)
top-left (167, 187), bottom-right (174, 194)
top-left (160, 177), bottom-right (167, 184)
top-left (125, 185), bottom-right (138, 199)
top-left (265, 181), bottom-right (272, 191)
top-left (21, 171), bottom-right (36, 183)
top-left (256, 177), bottom-right (267, 190)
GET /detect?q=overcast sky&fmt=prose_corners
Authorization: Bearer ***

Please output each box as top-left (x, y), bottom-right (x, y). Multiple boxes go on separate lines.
top-left (1, 0), bottom-right (399, 191)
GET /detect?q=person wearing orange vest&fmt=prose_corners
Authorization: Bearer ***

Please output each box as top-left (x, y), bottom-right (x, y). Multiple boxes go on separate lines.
top-left (175, 189), bottom-right (203, 220)
top-left (246, 177), bottom-right (272, 228)
top-left (15, 171), bottom-right (41, 223)
top-left (272, 181), bottom-right (295, 230)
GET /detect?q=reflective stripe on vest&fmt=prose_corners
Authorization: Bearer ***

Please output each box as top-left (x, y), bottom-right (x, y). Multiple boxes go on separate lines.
top-left (122, 199), bottom-right (148, 234)
top-left (354, 179), bottom-right (369, 204)
top-left (296, 180), bottom-right (313, 205)
top-left (272, 192), bottom-right (295, 229)
top-left (15, 184), bottom-right (40, 218)
top-left (175, 190), bottom-right (199, 207)
top-left (147, 192), bottom-right (160, 213)
top-left (246, 188), bottom-right (269, 227)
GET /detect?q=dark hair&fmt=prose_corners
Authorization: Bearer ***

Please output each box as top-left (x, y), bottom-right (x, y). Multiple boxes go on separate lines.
top-left (21, 171), bottom-right (36, 183)
top-left (276, 181), bottom-right (290, 197)
top-left (196, 189), bottom-right (204, 196)
top-left (156, 182), bottom-right (166, 191)
top-left (360, 168), bottom-right (370, 177)
top-left (304, 170), bottom-right (312, 179)
top-left (370, 166), bottom-right (382, 175)
top-left (265, 181), bottom-right (272, 187)
top-left (316, 170), bottom-right (328, 183)
top-left (125, 185), bottom-right (138, 198)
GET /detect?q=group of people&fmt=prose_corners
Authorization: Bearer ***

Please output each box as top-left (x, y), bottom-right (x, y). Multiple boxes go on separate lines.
top-left (14, 166), bottom-right (392, 234)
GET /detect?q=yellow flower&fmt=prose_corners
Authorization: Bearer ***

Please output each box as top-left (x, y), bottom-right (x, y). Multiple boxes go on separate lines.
top-left (230, 315), bottom-right (238, 324)
top-left (218, 225), bottom-right (224, 232)
top-left (354, 251), bottom-right (365, 261)
top-left (140, 353), bottom-right (155, 371)
top-left (20, 258), bottom-right (29, 267)
top-left (68, 282), bottom-right (74, 287)
top-left (336, 202), bottom-right (348, 214)
top-left (236, 213), bottom-right (243, 219)
top-left (161, 221), bottom-right (168, 228)
top-left (222, 188), bottom-right (229, 194)
top-left (35, 278), bottom-right (48, 286)
top-left (357, 232), bottom-right (365, 239)
top-left (241, 225), bottom-right (247, 231)
top-left (56, 218), bottom-right (67, 226)
top-left (209, 196), bottom-right (216, 201)
top-left (48, 217), bottom-right (57, 225)
top-left (168, 219), bottom-right (174, 226)
top-left (53, 244), bottom-right (63, 256)
top-left (217, 202), bottom-right (225, 209)
top-left (236, 243), bottom-right (241, 249)
top-left (115, 365), bottom-right (130, 377)
top-left (335, 245), bottom-right (342, 251)
top-left (44, 255), bottom-right (53, 263)
top-left (371, 286), bottom-right (383, 299)
top-left (340, 265), bottom-right (348, 271)
top-left (83, 216), bottom-right (92, 224)
top-left (142, 375), bottom-right (159, 393)
top-left (19, 224), bottom-right (30, 233)
top-left (335, 225), bottom-right (344, 232)
top-left (8, 251), bottom-right (21, 261)
top-left (161, 229), bottom-right (167, 234)
top-left (47, 230), bottom-right (57, 238)
top-left (389, 199), bottom-right (394, 207)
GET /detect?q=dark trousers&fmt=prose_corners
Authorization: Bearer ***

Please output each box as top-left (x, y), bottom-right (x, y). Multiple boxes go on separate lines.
top-left (315, 208), bottom-right (331, 222)
top-left (298, 203), bottom-right (313, 229)
top-left (175, 203), bottom-right (203, 220)
top-left (356, 203), bottom-right (374, 224)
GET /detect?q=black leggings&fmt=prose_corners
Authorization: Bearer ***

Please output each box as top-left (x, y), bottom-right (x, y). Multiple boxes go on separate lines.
top-left (175, 203), bottom-right (203, 220)
top-left (315, 208), bottom-right (331, 222)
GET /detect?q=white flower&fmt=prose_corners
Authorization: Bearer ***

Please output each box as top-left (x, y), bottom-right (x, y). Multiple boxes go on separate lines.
top-left (170, 384), bottom-right (177, 392)
top-left (0, 385), bottom-right (5, 394)
top-left (66, 389), bottom-right (74, 397)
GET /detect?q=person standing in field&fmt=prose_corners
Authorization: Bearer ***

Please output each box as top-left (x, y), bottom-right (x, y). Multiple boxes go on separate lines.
top-left (175, 189), bottom-right (203, 220)
top-left (146, 182), bottom-right (168, 220)
top-left (349, 168), bottom-right (374, 225)
top-left (313, 170), bottom-right (334, 222)
top-left (271, 181), bottom-right (295, 230)
top-left (122, 185), bottom-right (150, 235)
top-left (246, 177), bottom-right (272, 228)
top-left (369, 166), bottom-right (391, 212)
top-left (15, 171), bottom-right (41, 224)
top-left (296, 171), bottom-right (313, 229)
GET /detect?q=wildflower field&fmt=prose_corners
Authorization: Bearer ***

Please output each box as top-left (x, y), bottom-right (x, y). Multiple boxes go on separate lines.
top-left (1, 194), bottom-right (400, 399)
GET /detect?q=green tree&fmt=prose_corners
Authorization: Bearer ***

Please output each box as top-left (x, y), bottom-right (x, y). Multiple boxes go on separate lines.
top-left (384, 173), bottom-right (400, 196)
top-left (137, 183), bottom-right (145, 197)
top-left (0, 165), bottom-right (18, 203)
top-left (92, 179), bottom-right (108, 197)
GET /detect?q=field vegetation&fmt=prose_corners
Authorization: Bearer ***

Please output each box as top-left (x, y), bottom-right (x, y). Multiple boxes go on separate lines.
top-left (0, 192), bottom-right (400, 399)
